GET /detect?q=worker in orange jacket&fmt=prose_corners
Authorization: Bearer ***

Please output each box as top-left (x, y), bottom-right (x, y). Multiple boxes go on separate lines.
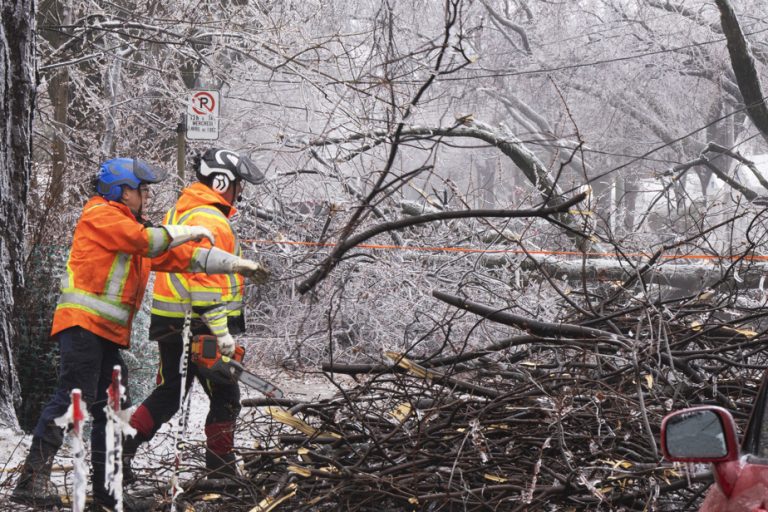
top-left (12, 158), bottom-right (267, 511)
top-left (124, 148), bottom-right (268, 481)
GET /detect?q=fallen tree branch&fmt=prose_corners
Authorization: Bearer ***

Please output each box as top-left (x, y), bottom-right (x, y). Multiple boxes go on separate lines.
top-left (297, 192), bottom-right (587, 294)
top-left (432, 290), bottom-right (630, 347)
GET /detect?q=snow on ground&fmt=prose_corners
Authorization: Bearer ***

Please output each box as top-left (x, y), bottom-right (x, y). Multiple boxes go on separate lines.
top-left (0, 367), bottom-right (345, 511)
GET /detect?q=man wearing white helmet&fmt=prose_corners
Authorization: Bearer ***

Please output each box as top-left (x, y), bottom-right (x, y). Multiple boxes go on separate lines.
top-left (124, 148), bottom-right (269, 481)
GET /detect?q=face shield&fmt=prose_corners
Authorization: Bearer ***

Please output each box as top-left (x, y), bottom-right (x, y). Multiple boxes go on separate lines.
top-left (235, 155), bottom-right (265, 185)
top-left (132, 159), bottom-right (168, 184)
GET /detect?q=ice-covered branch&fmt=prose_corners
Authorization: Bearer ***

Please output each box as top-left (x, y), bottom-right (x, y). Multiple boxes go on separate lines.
top-left (297, 192), bottom-right (588, 294)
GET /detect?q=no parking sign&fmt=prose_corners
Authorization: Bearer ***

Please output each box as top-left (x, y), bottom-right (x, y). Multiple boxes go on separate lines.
top-left (186, 90), bottom-right (220, 140)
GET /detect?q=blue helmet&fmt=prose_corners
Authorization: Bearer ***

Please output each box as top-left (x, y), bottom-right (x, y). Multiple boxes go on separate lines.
top-left (96, 158), bottom-right (167, 201)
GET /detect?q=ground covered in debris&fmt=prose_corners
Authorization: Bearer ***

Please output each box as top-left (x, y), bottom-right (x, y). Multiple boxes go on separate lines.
top-left (0, 366), bottom-right (342, 511)
top-left (1, 290), bottom-right (750, 512)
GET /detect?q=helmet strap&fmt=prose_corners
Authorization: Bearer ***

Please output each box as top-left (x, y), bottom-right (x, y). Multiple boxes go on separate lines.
top-left (235, 179), bottom-right (244, 203)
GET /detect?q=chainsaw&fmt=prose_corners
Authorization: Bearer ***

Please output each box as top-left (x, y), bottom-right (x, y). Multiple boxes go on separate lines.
top-left (190, 335), bottom-right (284, 398)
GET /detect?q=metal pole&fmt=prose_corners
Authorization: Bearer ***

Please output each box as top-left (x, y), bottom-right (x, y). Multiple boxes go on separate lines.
top-left (177, 114), bottom-right (186, 188)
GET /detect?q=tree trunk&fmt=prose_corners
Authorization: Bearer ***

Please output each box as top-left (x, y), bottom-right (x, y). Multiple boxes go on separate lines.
top-left (38, 0), bottom-right (72, 203)
top-left (476, 157), bottom-right (495, 208)
top-left (0, 0), bottom-right (35, 429)
top-left (716, 0), bottom-right (768, 143)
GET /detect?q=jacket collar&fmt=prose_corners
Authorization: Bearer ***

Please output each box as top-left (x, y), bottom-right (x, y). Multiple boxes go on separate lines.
top-left (177, 182), bottom-right (237, 218)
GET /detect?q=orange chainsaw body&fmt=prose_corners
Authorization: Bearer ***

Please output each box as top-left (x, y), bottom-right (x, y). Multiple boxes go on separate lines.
top-left (190, 334), bottom-right (245, 369)
top-left (189, 334), bottom-right (283, 398)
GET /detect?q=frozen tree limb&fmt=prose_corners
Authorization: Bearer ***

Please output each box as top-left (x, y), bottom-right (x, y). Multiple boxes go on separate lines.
top-left (323, 335), bottom-right (541, 375)
top-left (661, 140), bottom-right (768, 202)
top-left (479, 0), bottom-right (531, 53)
top-left (520, 256), bottom-right (767, 292)
top-left (669, 154), bottom-right (756, 201)
top-left (649, 0), bottom-right (768, 65)
top-left (716, 0), bottom-right (768, 144)
top-left (432, 290), bottom-right (629, 346)
top-left (483, 89), bottom-right (553, 135)
top-left (704, 142), bottom-right (768, 192)
top-left (297, 192), bottom-right (588, 294)
top-left (300, 120), bottom-right (595, 251)
top-left (482, 89), bottom-right (596, 184)
top-left (305, 121), bottom-right (565, 198)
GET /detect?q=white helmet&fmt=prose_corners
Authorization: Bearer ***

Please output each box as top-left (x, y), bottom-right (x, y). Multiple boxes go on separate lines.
top-left (195, 148), bottom-right (264, 193)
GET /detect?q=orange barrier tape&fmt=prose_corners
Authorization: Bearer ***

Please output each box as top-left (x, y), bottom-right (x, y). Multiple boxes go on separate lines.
top-left (242, 239), bottom-right (768, 262)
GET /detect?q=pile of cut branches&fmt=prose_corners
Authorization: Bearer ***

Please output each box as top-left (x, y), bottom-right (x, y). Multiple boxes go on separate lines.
top-left (163, 288), bottom-right (768, 511)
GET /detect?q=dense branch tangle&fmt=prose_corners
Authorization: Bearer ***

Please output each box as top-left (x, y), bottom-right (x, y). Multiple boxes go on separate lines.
top-left (293, 115), bottom-right (600, 295)
top-left (168, 286), bottom-right (766, 511)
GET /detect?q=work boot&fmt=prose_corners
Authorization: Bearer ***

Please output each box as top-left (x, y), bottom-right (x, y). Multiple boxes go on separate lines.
top-left (122, 432), bottom-right (149, 485)
top-left (10, 437), bottom-right (63, 508)
top-left (205, 450), bottom-right (239, 480)
top-left (122, 457), bottom-right (136, 487)
top-left (91, 489), bottom-right (157, 511)
top-left (92, 446), bottom-right (155, 511)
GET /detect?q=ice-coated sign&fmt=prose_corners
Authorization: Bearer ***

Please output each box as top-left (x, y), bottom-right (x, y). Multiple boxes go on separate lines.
top-left (186, 90), bottom-right (220, 140)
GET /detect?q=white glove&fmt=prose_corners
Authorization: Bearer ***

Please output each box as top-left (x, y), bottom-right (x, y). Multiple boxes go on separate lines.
top-left (163, 225), bottom-right (215, 249)
top-left (202, 248), bottom-right (270, 283)
top-left (232, 259), bottom-right (270, 284)
top-left (217, 333), bottom-right (236, 357)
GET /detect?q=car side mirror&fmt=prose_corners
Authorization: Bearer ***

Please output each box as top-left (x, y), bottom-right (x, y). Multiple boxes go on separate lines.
top-left (661, 406), bottom-right (739, 463)
top-left (661, 405), bottom-right (742, 497)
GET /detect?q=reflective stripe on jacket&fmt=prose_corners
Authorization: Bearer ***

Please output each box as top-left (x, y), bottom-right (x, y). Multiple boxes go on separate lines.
top-left (150, 182), bottom-right (244, 338)
top-left (51, 196), bottom-right (189, 347)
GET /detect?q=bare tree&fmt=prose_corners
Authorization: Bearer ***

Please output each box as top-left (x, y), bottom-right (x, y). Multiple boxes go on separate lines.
top-left (0, 0), bottom-right (35, 429)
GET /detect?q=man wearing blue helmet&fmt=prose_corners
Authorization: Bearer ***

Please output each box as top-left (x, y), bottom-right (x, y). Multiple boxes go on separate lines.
top-left (94, 157), bottom-right (163, 218)
top-left (12, 157), bottom-right (267, 511)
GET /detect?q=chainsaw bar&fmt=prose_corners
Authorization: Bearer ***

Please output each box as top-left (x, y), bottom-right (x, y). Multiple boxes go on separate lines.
top-left (190, 335), bottom-right (284, 398)
top-left (231, 361), bottom-right (284, 398)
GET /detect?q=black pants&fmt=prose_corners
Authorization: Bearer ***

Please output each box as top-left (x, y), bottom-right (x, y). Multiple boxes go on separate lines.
top-left (33, 327), bottom-right (130, 491)
top-left (134, 332), bottom-right (241, 445)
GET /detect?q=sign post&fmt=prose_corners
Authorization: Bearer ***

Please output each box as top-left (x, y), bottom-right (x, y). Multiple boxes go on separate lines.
top-left (186, 90), bottom-right (220, 140)
top-left (176, 115), bottom-right (186, 185)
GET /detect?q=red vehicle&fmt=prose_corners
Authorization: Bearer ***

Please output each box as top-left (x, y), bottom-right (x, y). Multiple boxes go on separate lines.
top-left (661, 390), bottom-right (768, 511)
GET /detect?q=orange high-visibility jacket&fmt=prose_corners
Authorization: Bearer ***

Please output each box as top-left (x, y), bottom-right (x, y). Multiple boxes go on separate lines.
top-left (51, 196), bottom-right (205, 347)
top-left (150, 182), bottom-right (244, 338)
